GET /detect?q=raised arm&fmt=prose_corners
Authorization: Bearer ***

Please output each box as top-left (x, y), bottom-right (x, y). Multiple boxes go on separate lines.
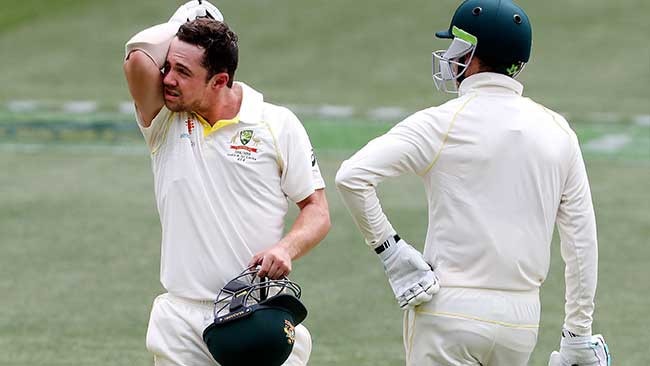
top-left (122, 1), bottom-right (224, 126)
top-left (123, 43), bottom-right (166, 126)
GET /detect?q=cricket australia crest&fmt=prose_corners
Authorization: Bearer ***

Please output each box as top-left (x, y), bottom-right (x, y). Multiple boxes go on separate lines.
top-left (228, 129), bottom-right (262, 162)
top-left (239, 129), bottom-right (253, 145)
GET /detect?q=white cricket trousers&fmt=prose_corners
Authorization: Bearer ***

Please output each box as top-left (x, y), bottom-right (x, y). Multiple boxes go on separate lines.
top-left (145, 293), bottom-right (312, 366)
top-left (403, 287), bottom-right (540, 366)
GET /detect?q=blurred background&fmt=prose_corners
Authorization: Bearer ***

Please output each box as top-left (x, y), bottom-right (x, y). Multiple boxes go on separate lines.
top-left (0, 0), bottom-right (648, 365)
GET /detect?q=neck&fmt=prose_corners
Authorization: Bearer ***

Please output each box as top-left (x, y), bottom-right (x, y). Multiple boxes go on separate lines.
top-left (196, 83), bottom-right (243, 126)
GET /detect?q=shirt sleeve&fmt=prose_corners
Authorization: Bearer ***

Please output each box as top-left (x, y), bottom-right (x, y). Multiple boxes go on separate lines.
top-left (335, 112), bottom-right (439, 247)
top-left (136, 106), bottom-right (175, 154)
top-left (278, 109), bottom-right (326, 203)
top-left (556, 136), bottom-right (598, 335)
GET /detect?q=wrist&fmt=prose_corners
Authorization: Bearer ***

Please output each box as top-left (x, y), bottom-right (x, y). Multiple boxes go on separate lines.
top-left (562, 327), bottom-right (591, 338)
top-left (376, 234), bottom-right (402, 261)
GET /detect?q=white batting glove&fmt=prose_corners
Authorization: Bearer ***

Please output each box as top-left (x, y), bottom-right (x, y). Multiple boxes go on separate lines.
top-left (169, 0), bottom-right (224, 24)
top-left (548, 333), bottom-right (611, 366)
top-left (377, 236), bottom-right (440, 309)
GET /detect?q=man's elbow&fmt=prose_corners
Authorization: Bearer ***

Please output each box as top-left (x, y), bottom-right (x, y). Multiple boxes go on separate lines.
top-left (335, 160), bottom-right (355, 191)
top-left (124, 50), bottom-right (155, 76)
top-left (335, 160), bottom-right (369, 193)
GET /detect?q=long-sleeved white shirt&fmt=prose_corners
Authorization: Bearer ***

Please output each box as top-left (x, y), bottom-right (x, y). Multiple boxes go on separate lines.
top-left (335, 72), bottom-right (598, 334)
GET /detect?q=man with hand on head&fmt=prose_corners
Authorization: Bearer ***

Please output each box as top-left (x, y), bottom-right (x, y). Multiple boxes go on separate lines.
top-left (123, 2), bottom-right (330, 365)
top-left (335, 0), bottom-right (610, 365)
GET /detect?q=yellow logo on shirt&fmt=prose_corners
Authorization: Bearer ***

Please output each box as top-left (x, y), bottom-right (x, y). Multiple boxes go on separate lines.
top-left (229, 129), bottom-right (262, 162)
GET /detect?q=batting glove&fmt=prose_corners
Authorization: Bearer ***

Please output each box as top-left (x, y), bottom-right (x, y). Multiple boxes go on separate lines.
top-left (377, 236), bottom-right (440, 309)
top-left (548, 332), bottom-right (611, 366)
top-left (169, 0), bottom-right (224, 24)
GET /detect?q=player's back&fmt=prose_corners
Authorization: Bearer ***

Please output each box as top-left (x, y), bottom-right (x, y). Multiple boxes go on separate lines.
top-left (421, 72), bottom-right (577, 293)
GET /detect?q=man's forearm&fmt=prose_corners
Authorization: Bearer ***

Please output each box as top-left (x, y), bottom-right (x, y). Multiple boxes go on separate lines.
top-left (279, 189), bottom-right (330, 260)
top-left (124, 1), bottom-right (224, 67)
top-left (125, 22), bottom-right (181, 67)
top-left (557, 144), bottom-right (599, 335)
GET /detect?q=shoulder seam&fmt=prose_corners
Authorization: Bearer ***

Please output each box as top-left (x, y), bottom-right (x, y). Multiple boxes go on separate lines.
top-left (419, 94), bottom-right (477, 176)
top-left (261, 120), bottom-right (284, 173)
top-left (528, 99), bottom-right (573, 137)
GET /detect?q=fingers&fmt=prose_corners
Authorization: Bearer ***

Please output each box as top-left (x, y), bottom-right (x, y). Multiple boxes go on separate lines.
top-left (398, 282), bottom-right (434, 309)
top-left (421, 272), bottom-right (440, 295)
top-left (409, 289), bottom-right (433, 308)
top-left (254, 252), bottom-right (291, 279)
top-left (248, 253), bottom-right (262, 267)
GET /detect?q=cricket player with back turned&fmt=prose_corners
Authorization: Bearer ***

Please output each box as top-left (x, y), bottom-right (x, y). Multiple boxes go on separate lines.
top-left (336, 0), bottom-right (611, 365)
top-left (122, 1), bottom-right (330, 365)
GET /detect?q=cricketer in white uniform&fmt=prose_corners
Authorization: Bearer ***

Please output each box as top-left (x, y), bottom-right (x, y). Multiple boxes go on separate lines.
top-left (123, 2), bottom-right (330, 365)
top-left (336, 1), bottom-right (610, 365)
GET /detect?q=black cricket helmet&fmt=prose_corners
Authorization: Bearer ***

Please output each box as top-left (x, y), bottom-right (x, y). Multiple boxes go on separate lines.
top-left (203, 266), bottom-right (307, 366)
top-left (432, 0), bottom-right (532, 92)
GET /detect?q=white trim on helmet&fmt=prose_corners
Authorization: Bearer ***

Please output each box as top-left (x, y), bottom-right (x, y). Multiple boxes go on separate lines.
top-left (432, 26), bottom-right (479, 94)
top-left (432, 36), bottom-right (476, 94)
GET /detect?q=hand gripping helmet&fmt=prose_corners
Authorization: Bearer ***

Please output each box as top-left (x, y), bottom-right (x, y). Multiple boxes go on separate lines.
top-left (203, 266), bottom-right (308, 366)
top-left (432, 0), bottom-right (532, 93)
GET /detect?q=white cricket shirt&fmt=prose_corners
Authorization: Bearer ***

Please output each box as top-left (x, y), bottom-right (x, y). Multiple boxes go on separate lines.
top-left (336, 73), bottom-right (598, 334)
top-left (138, 82), bottom-right (325, 301)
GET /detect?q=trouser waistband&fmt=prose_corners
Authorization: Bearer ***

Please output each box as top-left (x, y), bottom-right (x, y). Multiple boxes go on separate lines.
top-left (166, 293), bottom-right (215, 308)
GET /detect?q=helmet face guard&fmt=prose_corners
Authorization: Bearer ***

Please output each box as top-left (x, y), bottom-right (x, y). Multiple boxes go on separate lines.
top-left (432, 26), bottom-right (477, 94)
top-left (433, 0), bottom-right (532, 94)
top-left (203, 266), bottom-right (307, 366)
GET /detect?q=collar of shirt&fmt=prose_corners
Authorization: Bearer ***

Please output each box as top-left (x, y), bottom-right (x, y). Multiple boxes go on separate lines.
top-left (194, 81), bottom-right (265, 137)
top-left (458, 72), bottom-right (524, 97)
top-left (236, 81), bottom-right (264, 124)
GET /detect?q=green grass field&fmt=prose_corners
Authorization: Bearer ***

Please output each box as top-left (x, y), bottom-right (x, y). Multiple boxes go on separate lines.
top-left (1, 0), bottom-right (649, 365)
top-left (0, 0), bottom-right (649, 116)
top-left (1, 119), bottom-right (649, 365)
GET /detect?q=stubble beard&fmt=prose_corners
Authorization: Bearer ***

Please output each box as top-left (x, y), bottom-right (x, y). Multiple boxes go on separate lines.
top-left (164, 100), bottom-right (184, 112)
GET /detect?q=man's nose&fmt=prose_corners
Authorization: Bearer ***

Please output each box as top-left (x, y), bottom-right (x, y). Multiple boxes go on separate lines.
top-left (163, 73), bottom-right (176, 87)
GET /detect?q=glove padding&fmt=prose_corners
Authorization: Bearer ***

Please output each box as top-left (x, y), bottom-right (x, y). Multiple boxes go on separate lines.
top-left (548, 334), bottom-right (611, 366)
top-left (378, 239), bottom-right (440, 309)
top-left (169, 0), bottom-right (224, 24)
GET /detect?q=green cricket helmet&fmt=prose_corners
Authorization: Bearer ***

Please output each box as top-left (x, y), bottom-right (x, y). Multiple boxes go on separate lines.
top-left (203, 266), bottom-right (307, 366)
top-left (432, 0), bottom-right (532, 93)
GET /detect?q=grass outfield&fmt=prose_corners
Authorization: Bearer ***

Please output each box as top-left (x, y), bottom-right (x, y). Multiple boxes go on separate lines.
top-left (0, 0), bottom-right (649, 116)
top-left (1, 118), bottom-right (648, 365)
top-left (2, 0), bottom-right (648, 364)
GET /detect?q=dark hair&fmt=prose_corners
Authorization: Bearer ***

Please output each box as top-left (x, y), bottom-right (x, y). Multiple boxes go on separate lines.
top-left (177, 19), bottom-right (239, 87)
top-left (474, 53), bottom-right (525, 78)
top-left (463, 53), bottom-right (524, 79)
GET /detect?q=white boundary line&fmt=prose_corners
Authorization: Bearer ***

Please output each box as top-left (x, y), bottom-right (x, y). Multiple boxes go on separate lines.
top-left (4, 100), bottom-right (650, 125)
top-left (0, 143), bottom-right (148, 155)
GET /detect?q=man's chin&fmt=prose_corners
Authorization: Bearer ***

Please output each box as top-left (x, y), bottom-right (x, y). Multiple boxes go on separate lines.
top-left (164, 101), bottom-right (186, 112)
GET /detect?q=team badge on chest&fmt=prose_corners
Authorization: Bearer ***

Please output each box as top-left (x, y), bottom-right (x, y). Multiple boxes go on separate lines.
top-left (228, 129), bottom-right (262, 162)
